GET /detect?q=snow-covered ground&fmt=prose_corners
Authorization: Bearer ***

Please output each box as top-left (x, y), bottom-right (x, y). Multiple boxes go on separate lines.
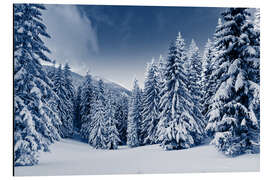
top-left (15, 138), bottom-right (259, 176)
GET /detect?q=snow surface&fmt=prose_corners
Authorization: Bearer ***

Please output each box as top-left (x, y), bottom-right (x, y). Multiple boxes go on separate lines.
top-left (15, 138), bottom-right (259, 176)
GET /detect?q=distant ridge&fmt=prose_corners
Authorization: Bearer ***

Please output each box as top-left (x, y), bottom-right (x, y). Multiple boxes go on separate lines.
top-left (43, 65), bottom-right (131, 97)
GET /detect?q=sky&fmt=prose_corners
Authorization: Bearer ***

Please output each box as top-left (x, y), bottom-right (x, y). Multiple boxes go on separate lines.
top-left (42, 4), bottom-right (225, 90)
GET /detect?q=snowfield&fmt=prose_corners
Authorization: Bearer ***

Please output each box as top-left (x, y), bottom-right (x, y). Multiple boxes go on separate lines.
top-left (15, 138), bottom-right (259, 176)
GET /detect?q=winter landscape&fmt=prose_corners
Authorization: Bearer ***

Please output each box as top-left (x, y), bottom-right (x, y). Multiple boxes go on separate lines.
top-left (14, 4), bottom-right (260, 176)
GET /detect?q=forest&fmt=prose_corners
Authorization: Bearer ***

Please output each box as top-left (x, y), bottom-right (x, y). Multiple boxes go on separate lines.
top-left (14, 4), bottom-right (260, 167)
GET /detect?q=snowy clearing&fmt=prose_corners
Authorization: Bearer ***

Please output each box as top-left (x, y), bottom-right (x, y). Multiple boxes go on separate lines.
top-left (15, 138), bottom-right (259, 176)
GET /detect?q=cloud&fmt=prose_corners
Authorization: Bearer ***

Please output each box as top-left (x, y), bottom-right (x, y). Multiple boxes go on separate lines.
top-left (82, 6), bottom-right (114, 27)
top-left (41, 5), bottom-right (99, 73)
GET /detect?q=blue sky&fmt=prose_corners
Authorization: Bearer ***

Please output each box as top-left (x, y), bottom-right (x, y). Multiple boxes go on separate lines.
top-left (42, 4), bottom-right (225, 90)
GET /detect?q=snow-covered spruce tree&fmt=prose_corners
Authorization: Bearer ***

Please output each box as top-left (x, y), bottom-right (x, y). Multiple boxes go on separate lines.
top-left (88, 80), bottom-right (108, 149)
top-left (206, 8), bottom-right (260, 156)
top-left (127, 79), bottom-right (142, 147)
top-left (106, 93), bottom-right (121, 149)
top-left (80, 74), bottom-right (96, 140)
top-left (187, 39), bottom-right (205, 125)
top-left (114, 95), bottom-right (129, 145)
top-left (73, 86), bottom-right (82, 130)
top-left (52, 65), bottom-right (73, 137)
top-left (63, 63), bottom-right (75, 102)
top-left (157, 55), bottom-right (166, 87)
top-left (141, 59), bottom-right (160, 144)
top-left (14, 4), bottom-right (61, 166)
top-left (88, 99), bottom-right (108, 149)
top-left (137, 87), bottom-right (144, 144)
top-left (204, 18), bottom-right (225, 117)
top-left (201, 39), bottom-right (216, 117)
top-left (157, 32), bottom-right (205, 150)
top-left (63, 63), bottom-right (75, 134)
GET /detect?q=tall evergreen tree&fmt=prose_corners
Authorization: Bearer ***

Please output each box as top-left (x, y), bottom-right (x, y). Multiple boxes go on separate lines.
top-left (88, 98), bottom-right (108, 149)
top-left (187, 39), bottom-right (204, 125)
top-left (157, 32), bottom-right (205, 150)
top-left (14, 4), bottom-right (61, 166)
top-left (201, 39), bottom-right (216, 117)
top-left (203, 18), bottom-right (224, 119)
top-left (127, 79), bottom-right (142, 147)
top-left (63, 63), bottom-right (75, 135)
top-left (141, 59), bottom-right (160, 144)
top-left (52, 65), bottom-right (73, 137)
top-left (114, 95), bottom-right (129, 145)
top-left (80, 74), bottom-right (95, 140)
top-left (206, 8), bottom-right (260, 156)
top-left (106, 93), bottom-right (121, 149)
top-left (73, 86), bottom-right (82, 130)
top-left (88, 80), bottom-right (110, 149)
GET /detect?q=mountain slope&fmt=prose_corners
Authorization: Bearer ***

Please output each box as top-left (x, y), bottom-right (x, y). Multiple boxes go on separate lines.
top-left (43, 65), bottom-right (131, 97)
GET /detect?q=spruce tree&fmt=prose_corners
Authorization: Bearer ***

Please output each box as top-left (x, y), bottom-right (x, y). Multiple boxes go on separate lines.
top-left (206, 8), bottom-right (260, 156)
top-left (127, 79), bottom-right (141, 147)
top-left (73, 86), bottom-right (82, 130)
top-left (114, 95), bottom-right (129, 145)
top-left (187, 39), bottom-right (204, 125)
top-left (157, 32), bottom-right (204, 150)
top-left (141, 59), bottom-right (160, 144)
top-left (52, 65), bottom-right (73, 137)
top-left (201, 39), bottom-right (215, 117)
top-left (14, 4), bottom-right (61, 166)
top-left (80, 74), bottom-right (95, 140)
top-left (88, 98), bottom-right (108, 149)
top-left (203, 18), bottom-right (224, 119)
top-left (106, 93), bottom-right (121, 149)
top-left (88, 80), bottom-right (109, 149)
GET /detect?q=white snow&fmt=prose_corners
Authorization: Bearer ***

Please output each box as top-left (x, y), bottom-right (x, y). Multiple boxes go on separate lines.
top-left (15, 138), bottom-right (259, 176)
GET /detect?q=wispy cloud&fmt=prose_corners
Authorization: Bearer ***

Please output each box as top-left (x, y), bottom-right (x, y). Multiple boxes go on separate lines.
top-left (42, 5), bottom-right (99, 72)
top-left (81, 6), bottom-right (115, 27)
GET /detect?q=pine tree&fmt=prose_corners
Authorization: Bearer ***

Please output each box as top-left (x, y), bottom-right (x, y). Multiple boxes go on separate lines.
top-left (141, 59), bottom-right (160, 144)
top-left (51, 65), bottom-right (73, 137)
top-left (203, 18), bottom-right (224, 120)
top-left (157, 32), bottom-right (205, 150)
top-left (88, 98), bottom-right (108, 149)
top-left (206, 8), bottom-right (260, 156)
top-left (114, 95), bottom-right (129, 145)
top-left (106, 93), bottom-right (121, 149)
top-left (201, 39), bottom-right (215, 117)
top-left (157, 55), bottom-right (166, 87)
top-left (187, 39), bottom-right (204, 125)
top-left (80, 74), bottom-right (95, 140)
top-left (127, 79), bottom-right (142, 147)
top-left (74, 86), bottom-right (82, 130)
top-left (63, 63), bottom-right (75, 135)
top-left (14, 4), bottom-right (61, 166)
top-left (88, 80), bottom-right (109, 149)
